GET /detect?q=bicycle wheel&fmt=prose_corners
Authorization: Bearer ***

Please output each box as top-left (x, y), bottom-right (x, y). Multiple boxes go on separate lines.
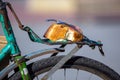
top-left (9, 55), bottom-right (120, 80)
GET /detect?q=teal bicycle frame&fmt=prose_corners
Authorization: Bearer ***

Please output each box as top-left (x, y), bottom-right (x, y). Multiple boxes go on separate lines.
top-left (0, 3), bottom-right (20, 61)
top-left (0, 1), bottom-right (32, 80)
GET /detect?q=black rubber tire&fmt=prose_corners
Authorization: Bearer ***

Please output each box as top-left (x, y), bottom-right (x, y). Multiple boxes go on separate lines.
top-left (9, 56), bottom-right (120, 80)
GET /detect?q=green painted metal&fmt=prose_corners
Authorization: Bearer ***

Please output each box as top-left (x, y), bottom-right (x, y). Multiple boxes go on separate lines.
top-left (15, 56), bottom-right (31, 80)
top-left (0, 2), bottom-right (31, 80)
top-left (23, 26), bottom-right (69, 45)
top-left (0, 43), bottom-right (11, 61)
top-left (0, 3), bottom-right (20, 61)
top-left (23, 26), bottom-right (52, 43)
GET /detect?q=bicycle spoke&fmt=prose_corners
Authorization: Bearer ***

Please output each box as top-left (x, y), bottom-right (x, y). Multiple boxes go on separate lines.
top-left (76, 69), bottom-right (79, 80)
top-left (50, 76), bottom-right (52, 80)
top-left (64, 69), bottom-right (66, 80)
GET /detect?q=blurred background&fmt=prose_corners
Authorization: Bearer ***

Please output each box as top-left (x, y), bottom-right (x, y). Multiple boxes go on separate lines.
top-left (0, 0), bottom-right (120, 79)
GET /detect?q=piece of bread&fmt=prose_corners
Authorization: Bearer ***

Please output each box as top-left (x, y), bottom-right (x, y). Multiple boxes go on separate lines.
top-left (44, 23), bottom-right (83, 42)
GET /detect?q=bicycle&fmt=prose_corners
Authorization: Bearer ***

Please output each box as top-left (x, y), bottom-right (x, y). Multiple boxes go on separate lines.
top-left (0, 0), bottom-right (120, 80)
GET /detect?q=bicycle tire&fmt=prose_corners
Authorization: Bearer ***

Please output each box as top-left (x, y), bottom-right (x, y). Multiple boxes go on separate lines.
top-left (9, 55), bottom-right (120, 80)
